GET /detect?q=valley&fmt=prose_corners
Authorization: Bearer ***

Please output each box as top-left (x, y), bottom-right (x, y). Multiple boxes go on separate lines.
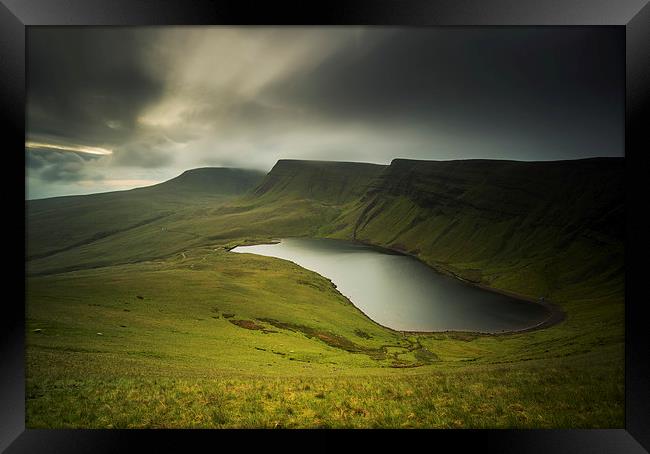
top-left (25, 157), bottom-right (625, 428)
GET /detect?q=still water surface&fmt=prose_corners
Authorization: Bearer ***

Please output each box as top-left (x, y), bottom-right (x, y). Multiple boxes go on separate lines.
top-left (231, 238), bottom-right (549, 333)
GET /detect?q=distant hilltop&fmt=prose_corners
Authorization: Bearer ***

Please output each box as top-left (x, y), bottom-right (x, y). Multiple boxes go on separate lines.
top-left (141, 167), bottom-right (267, 196)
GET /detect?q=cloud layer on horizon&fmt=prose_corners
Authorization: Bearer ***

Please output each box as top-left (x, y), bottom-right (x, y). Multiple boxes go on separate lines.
top-left (26, 27), bottom-right (624, 199)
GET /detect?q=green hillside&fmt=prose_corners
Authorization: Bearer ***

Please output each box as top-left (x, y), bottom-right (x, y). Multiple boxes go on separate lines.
top-left (325, 157), bottom-right (624, 300)
top-left (26, 161), bottom-right (379, 275)
top-left (251, 159), bottom-right (386, 205)
top-left (25, 157), bottom-right (625, 428)
top-left (141, 167), bottom-right (266, 196)
top-left (26, 167), bottom-right (265, 265)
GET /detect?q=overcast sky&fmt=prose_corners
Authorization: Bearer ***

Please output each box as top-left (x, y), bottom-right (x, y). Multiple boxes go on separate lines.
top-left (26, 27), bottom-right (624, 199)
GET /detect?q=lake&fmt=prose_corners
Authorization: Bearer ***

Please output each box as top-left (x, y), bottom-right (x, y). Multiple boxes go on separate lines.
top-left (231, 237), bottom-right (550, 333)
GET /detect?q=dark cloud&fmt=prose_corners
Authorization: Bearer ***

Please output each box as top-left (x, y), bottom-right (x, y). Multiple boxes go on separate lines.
top-left (26, 148), bottom-right (103, 182)
top-left (26, 27), bottom-right (624, 199)
top-left (264, 28), bottom-right (624, 160)
top-left (27, 27), bottom-right (165, 148)
top-left (112, 136), bottom-right (175, 168)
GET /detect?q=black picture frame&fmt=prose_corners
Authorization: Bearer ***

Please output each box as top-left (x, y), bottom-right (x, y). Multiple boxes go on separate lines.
top-left (2, 0), bottom-right (649, 452)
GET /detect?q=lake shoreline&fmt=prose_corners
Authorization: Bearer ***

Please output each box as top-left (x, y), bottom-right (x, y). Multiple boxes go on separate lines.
top-left (229, 236), bottom-right (566, 337)
top-left (348, 237), bottom-right (566, 336)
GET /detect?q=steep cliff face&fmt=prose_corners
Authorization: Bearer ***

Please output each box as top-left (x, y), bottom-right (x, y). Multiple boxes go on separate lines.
top-left (326, 158), bottom-right (624, 298)
top-left (252, 159), bottom-right (387, 205)
top-left (353, 158), bottom-right (623, 240)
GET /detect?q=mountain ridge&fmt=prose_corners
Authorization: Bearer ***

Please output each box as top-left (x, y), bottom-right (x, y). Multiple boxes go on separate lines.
top-left (26, 156), bottom-right (624, 305)
top-left (26, 166), bottom-right (266, 262)
top-left (141, 167), bottom-right (266, 195)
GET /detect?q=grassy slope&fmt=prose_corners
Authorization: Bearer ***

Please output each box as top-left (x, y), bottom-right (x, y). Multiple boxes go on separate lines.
top-left (251, 159), bottom-right (387, 205)
top-left (26, 167), bottom-right (266, 262)
top-left (324, 158), bottom-right (624, 333)
top-left (25, 158), bottom-right (625, 428)
top-left (26, 249), bottom-right (623, 428)
top-left (26, 161), bottom-right (381, 275)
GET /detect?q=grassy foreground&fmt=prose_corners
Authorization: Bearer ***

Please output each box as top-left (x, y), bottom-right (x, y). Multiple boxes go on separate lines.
top-left (26, 245), bottom-right (623, 428)
top-left (26, 159), bottom-right (624, 428)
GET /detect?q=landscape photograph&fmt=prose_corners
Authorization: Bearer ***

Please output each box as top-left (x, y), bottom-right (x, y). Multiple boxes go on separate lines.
top-left (25, 26), bottom-right (625, 428)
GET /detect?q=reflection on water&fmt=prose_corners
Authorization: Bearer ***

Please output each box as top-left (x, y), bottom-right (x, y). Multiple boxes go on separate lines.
top-left (231, 238), bottom-right (549, 333)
